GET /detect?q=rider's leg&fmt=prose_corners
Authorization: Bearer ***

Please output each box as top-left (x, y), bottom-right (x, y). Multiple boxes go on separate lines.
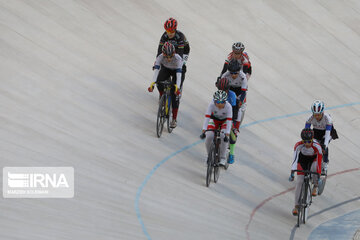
top-left (180, 64), bottom-right (186, 90)
top-left (311, 161), bottom-right (319, 196)
top-left (219, 131), bottom-right (228, 165)
top-left (237, 103), bottom-right (247, 126)
top-left (228, 129), bottom-right (237, 164)
top-left (156, 67), bottom-right (170, 98)
top-left (170, 71), bottom-right (179, 127)
top-left (205, 131), bottom-right (214, 155)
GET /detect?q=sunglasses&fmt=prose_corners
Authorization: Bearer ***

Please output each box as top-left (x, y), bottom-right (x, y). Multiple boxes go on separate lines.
top-left (215, 100), bottom-right (226, 104)
top-left (233, 51), bottom-right (243, 55)
top-left (230, 71), bottom-right (239, 75)
top-left (164, 55), bottom-right (173, 59)
top-left (166, 30), bottom-right (175, 34)
top-left (303, 140), bottom-right (313, 144)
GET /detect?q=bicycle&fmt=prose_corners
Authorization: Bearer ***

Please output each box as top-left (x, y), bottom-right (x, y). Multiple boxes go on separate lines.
top-left (293, 169), bottom-right (320, 227)
top-left (200, 129), bottom-right (229, 187)
top-left (149, 79), bottom-right (178, 138)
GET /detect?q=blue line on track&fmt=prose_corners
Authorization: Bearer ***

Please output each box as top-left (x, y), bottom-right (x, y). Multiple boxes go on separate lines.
top-left (135, 101), bottom-right (360, 240)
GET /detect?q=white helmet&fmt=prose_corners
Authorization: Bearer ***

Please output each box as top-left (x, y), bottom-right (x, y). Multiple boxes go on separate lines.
top-left (232, 42), bottom-right (245, 53)
top-left (213, 90), bottom-right (227, 102)
top-left (311, 100), bottom-right (325, 114)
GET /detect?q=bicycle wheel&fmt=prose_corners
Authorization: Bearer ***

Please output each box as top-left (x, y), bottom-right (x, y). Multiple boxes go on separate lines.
top-left (213, 144), bottom-right (220, 183)
top-left (303, 183), bottom-right (311, 224)
top-left (297, 183), bottom-right (305, 227)
top-left (166, 95), bottom-right (173, 133)
top-left (156, 95), bottom-right (166, 138)
top-left (206, 143), bottom-right (215, 187)
top-left (318, 175), bottom-right (327, 195)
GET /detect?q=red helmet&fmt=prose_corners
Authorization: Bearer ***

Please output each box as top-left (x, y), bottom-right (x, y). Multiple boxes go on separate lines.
top-left (216, 77), bottom-right (230, 91)
top-left (162, 42), bottom-right (175, 57)
top-left (164, 18), bottom-right (177, 32)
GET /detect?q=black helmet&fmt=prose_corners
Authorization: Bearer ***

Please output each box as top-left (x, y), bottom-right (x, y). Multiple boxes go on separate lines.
top-left (216, 77), bottom-right (230, 91)
top-left (300, 128), bottom-right (314, 141)
top-left (228, 59), bottom-right (241, 72)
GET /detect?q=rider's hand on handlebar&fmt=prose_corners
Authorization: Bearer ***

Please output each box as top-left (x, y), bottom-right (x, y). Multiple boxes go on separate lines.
top-left (200, 131), bottom-right (206, 139)
top-left (288, 172), bottom-right (295, 182)
top-left (148, 86), bottom-right (154, 92)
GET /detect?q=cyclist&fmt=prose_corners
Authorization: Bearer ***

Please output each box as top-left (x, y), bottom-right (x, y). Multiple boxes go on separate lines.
top-left (157, 17), bottom-right (190, 91)
top-left (201, 90), bottom-right (233, 166)
top-left (219, 42), bottom-right (252, 80)
top-left (148, 42), bottom-right (182, 128)
top-left (289, 128), bottom-right (323, 216)
top-left (305, 100), bottom-right (338, 171)
top-left (221, 59), bottom-right (248, 128)
top-left (215, 77), bottom-right (238, 164)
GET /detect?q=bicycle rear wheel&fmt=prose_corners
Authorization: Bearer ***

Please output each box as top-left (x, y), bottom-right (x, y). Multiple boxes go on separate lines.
top-left (156, 95), bottom-right (166, 138)
top-left (206, 143), bottom-right (215, 187)
top-left (166, 95), bottom-right (173, 133)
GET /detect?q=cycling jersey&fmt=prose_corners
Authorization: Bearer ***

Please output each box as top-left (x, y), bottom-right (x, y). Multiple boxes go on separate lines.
top-left (153, 53), bottom-right (183, 87)
top-left (305, 113), bottom-right (333, 148)
top-left (157, 30), bottom-right (190, 58)
top-left (202, 101), bottom-right (232, 134)
top-left (291, 140), bottom-right (323, 175)
top-left (220, 52), bottom-right (252, 76)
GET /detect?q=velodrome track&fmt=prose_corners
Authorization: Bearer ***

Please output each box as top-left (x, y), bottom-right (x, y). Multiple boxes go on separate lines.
top-left (0, 1), bottom-right (359, 239)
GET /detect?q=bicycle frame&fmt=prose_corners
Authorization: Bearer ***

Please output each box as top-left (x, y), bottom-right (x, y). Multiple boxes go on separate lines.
top-left (293, 169), bottom-right (320, 227)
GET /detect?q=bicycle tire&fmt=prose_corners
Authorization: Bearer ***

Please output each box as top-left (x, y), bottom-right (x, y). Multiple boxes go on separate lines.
top-left (297, 182), bottom-right (305, 227)
top-left (303, 183), bottom-right (311, 224)
top-left (206, 143), bottom-right (215, 187)
top-left (318, 175), bottom-right (327, 195)
top-left (156, 95), bottom-right (166, 138)
top-left (166, 95), bottom-right (173, 133)
top-left (213, 143), bottom-right (220, 183)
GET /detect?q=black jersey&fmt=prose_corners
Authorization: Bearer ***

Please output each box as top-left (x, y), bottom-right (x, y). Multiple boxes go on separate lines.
top-left (157, 30), bottom-right (190, 58)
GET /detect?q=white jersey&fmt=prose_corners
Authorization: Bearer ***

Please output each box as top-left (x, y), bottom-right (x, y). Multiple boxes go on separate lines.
top-left (221, 71), bottom-right (248, 90)
top-left (202, 101), bottom-right (232, 134)
top-left (306, 113), bottom-right (333, 130)
top-left (305, 113), bottom-right (333, 148)
top-left (152, 53), bottom-right (183, 87)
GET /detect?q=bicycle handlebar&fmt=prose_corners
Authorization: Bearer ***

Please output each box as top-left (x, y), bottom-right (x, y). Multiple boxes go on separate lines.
top-left (292, 170), bottom-right (320, 177)
top-left (200, 129), bottom-right (229, 142)
top-left (149, 81), bottom-right (178, 93)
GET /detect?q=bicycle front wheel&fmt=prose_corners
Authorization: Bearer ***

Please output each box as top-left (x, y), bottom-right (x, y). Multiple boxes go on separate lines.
top-left (303, 183), bottom-right (311, 224)
top-left (206, 143), bottom-right (215, 187)
top-left (156, 95), bottom-right (166, 138)
top-left (166, 95), bottom-right (173, 133)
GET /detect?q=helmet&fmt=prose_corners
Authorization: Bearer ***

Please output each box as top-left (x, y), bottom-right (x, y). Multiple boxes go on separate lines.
top-left (311, 100), bottom-right (325, 114)
top-left (213, 90), bottom-right (228, 102)
top-left (216, 77), bottom-right (230, 91)
top-left (162, 42), bottom-right (175, 57)
top-left (232, 42), bottom-right (245, 53)
top-left (301, 128), bottom-right (314, 141)
top-left (164, 18), bottom-right (177, 32)
top-left (228, 59), bottom-right (241, 72)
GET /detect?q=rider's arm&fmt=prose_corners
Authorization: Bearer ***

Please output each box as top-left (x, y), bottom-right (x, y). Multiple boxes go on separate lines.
top-left (220, 61), bottom-right (229, 77)
top-left (202, 102), bottom-right (214, 130)
top-left (313, 142), bottom-right (323, 174)
top-left (152, 55), bottom-right (162, 83)
top-left (225, 103), bottom-right (233, 134)
top-left (305, 115), bottom-right (313, 129)
top-left (324, 124), bottom-right (332, 148)
top-left (291, 142), bottom-right (302, 171)
top-left (238, 72), bottom-right (248, 103)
